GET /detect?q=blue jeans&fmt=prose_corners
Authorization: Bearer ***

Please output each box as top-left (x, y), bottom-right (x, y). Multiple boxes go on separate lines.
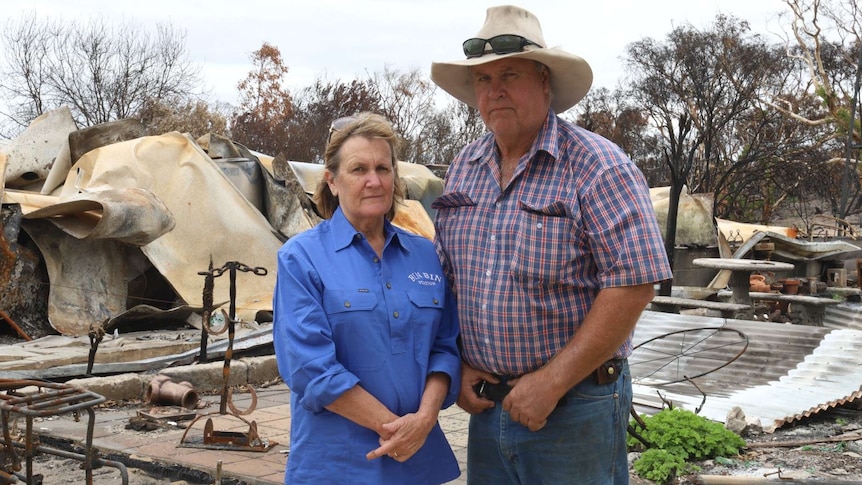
top-left (467, 362), bottom-right (632, 485)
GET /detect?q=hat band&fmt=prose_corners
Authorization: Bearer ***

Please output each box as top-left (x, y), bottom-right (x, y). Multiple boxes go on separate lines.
top-left (462, 34), bottom-right (542, 59)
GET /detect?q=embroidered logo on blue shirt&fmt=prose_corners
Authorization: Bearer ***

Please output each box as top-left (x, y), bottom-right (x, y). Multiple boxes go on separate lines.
top-left (407, 272), bottom-right (442, 286)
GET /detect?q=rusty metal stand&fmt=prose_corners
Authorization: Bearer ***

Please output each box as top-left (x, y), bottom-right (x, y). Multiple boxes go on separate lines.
top-left (180, 261), bottom-right (276, 452)
top-left (0, 379), bottom-right (129, 485)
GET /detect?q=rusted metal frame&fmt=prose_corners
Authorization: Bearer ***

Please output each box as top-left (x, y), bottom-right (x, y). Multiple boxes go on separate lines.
top-left (4, 436), bottom-right (129, 485)
top-left (196, 261), bottom-right (266, 415)
top-left (196, 258), bottom-right (216, 364)
top-left (1, 409), bottom-right (22, 479)
top-left (179, 261), bottom-right (273, 452)
top-left (86, 320), bottom-right (107, 376)
top-left (0, 380), bottom-right (127, 485)
top-left (23, 414), bottom-right (32, 483)
top-left (0, 469), bottom-right (15, 484)
top-left (178, 412), bottom-right (275, 453)
top-left (631, 326), bottom-right (749, 385)
top-left (0, 387), bottom-right (104, 416)
top-left (0, 311), bottom-right (30, 343)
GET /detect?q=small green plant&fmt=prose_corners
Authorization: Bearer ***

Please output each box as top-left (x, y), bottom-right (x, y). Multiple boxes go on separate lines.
top-left (632, 449), bottom-right (696, 483)
top-left (714, 456), bottom-right (738, 467)
top-left (836, 417), bottom-right (848, 426)
top-left (628, 407), bottom-right (747, 483)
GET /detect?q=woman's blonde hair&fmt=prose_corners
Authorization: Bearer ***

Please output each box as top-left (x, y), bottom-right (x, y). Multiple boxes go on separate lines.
top-left (313, 112), bottom-right (404, 220)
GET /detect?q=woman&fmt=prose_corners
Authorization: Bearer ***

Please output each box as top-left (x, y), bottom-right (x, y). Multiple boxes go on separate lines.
top-left (273, 113), bottom-right (461, 484)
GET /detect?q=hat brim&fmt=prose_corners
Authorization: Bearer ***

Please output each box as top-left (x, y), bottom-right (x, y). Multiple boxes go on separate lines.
top-left (431, 47), bottom-right (593, 114)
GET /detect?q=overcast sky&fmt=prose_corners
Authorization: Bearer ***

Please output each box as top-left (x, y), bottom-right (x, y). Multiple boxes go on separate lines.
top-left (5, 0), bottom-right (790, 106)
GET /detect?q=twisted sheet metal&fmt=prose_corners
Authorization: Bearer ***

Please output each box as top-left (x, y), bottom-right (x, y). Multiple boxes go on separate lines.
top-left (631, 310), bottom-right (862, 432)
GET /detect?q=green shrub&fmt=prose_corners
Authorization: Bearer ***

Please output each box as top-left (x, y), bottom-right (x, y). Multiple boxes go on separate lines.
top-left (628, 407), bottom-right (747, 483)
top-left (632, 449), bottom-right (695, 483)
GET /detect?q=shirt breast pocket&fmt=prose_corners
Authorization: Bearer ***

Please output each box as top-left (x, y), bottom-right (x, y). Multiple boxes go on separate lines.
top-left (405, 289), bottom-right (444, 367)
top-left (324, 290), bottom-right (385, 371)
top-left (511, 200), bottom-right (581, 285)
top-left (432, 192), bottom-right (476, 224)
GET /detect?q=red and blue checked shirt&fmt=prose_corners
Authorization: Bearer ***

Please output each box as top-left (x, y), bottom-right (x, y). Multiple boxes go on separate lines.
top-left (433, 110), bottom-right (672, 377)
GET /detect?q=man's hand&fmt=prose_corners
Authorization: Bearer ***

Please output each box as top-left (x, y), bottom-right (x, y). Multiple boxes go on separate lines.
top-left (503, 370), bottom-right (560, 431)
top-left (456, 362), bottom-right (498, 414)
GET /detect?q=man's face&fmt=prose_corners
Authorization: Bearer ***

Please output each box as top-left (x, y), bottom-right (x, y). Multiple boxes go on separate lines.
top-left (471, 57), bottom-right (550, 142)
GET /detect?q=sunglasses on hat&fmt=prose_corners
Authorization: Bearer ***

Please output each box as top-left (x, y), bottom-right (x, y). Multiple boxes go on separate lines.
top-left (462, 34), bottom-right (541, 59)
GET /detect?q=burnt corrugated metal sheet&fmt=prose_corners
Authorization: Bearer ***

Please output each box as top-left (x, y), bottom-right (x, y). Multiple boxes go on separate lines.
top-left (823, 302), bottom-right (862, 331)
top-left (631, 310), bottom-right (862, 432)
top-left (733, 231), bottom-right (862, 261)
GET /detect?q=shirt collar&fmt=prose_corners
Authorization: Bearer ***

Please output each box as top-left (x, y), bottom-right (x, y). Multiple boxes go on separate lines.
top-left (330, 206), bottom-right (408, 254)
top-left (535, 109), bottom-right (562, 160)
top-left (468, 109), bottom-right (561, 168)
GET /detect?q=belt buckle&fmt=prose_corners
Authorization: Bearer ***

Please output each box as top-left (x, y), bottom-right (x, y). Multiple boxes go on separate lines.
top-left (473, 380), bottom-right (511, 401)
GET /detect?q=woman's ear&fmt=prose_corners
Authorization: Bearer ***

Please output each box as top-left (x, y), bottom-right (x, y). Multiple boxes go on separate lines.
top-left (324, 169), bottom-right (337, 197)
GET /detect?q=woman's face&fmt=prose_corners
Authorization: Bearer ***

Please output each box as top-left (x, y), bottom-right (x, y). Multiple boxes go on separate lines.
top-left (325, 136), bottom-right (395, 229)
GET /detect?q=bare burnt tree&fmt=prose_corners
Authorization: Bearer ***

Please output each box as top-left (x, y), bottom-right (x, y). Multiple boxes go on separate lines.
top-left (0, 13), bottom-right (201, 133)
top-left (422, 100), bottom-right (487, 166)
top-left (230, 43), bottom-right (293, 157)
top-left (624, 15), bottom-right (792, 294)
top-left (284, 77), bottom-right (383, 162)
top-left (367, 66), bottom-right (439, 164)
top-left (766, 0), bottom-right (862, 225)
top-left (573, 87), bottom-right (664, 186)
top-left (136, 97), bottom-right (230, 138)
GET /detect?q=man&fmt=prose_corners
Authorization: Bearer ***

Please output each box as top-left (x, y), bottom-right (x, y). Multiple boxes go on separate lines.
top-left (431, 5), bottom-right (673, 484)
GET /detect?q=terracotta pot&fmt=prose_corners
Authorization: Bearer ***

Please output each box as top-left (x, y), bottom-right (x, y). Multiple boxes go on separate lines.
top-left (749, 274), bottom-right (770, 292)
top-left (782, 278), bottom-right (800, 295)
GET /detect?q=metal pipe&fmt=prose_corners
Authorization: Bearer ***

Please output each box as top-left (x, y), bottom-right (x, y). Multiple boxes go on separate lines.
top-left (145, 375), bottom-right (199, 409)
top-left (7, 438), bottom-right (129, 485)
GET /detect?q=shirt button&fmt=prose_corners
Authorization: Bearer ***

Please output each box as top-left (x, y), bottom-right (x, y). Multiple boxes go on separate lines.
top-left (344, 301), bottom-right (351, 308)
top-left (485, 270), bottom-right (491, 277)
top-left (433, 298), bottom-right (439, 304)
top-left (490, 235), bottom-right (496, 241)
top-left (386, 282), bottom-right (391, 289)
top-left (482, 303), bottom-right (487, 310)
top-left (393, 311), bottom-right (399, 318)
top-left (536, 222), bottom-right (543, 229)
top-left (484, 338), bottom-right (490, 344)
top-left (373, 257), bottom-right (380, 263)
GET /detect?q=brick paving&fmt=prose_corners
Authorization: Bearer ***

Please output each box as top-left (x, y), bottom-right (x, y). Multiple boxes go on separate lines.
top-left (32, 382), bottom-right (469, 484)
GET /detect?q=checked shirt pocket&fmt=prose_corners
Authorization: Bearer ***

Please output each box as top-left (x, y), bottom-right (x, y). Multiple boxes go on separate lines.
top-left (511, 200), bottom-right (581, 285)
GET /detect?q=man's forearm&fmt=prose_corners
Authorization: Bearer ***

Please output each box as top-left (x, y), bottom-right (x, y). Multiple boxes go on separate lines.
top-left (539, 283), bottom-right (653, 398)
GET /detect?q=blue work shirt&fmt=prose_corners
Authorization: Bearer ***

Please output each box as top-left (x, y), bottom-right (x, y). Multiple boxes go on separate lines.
top-left (273, 207), bottom-right (461, 485)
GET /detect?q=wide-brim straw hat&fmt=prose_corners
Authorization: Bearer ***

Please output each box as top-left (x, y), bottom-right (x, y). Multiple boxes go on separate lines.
top-left (431, 5), bottom-right (593, 113)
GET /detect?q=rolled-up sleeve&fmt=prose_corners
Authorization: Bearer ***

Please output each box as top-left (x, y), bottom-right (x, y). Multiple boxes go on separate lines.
top-left (273, 244), bottom-right (359, 412)
top-left (427, 286), bottom-right (461, 408)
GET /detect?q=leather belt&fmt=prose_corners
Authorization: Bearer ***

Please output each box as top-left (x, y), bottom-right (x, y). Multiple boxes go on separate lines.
top-left (473, 358), bottom-right (625, 402)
